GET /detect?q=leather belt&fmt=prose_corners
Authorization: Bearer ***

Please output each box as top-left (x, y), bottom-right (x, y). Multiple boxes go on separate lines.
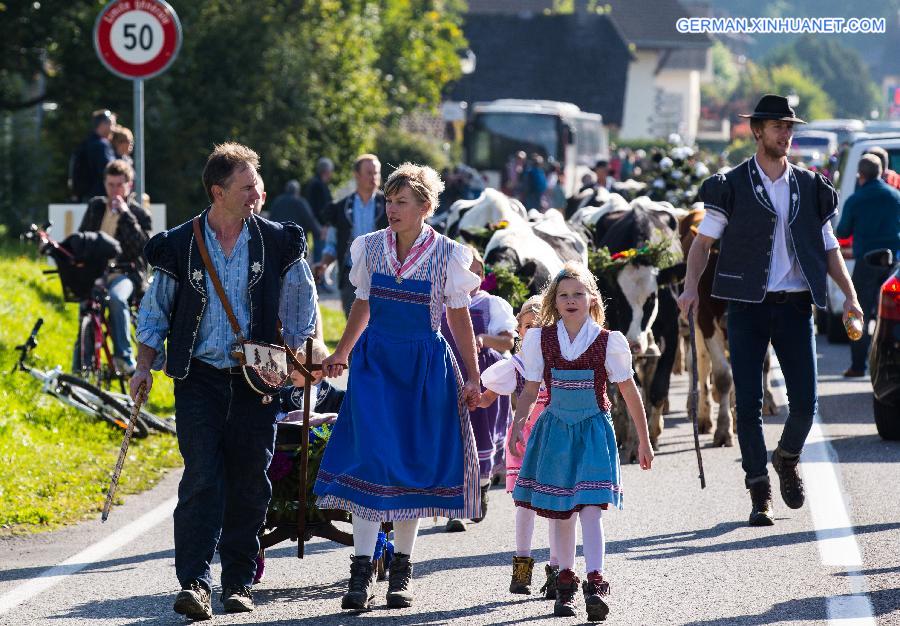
top-left (762, 291), bottom-right (812, 305)
top-left (191, 358), bottom-right (243, 375)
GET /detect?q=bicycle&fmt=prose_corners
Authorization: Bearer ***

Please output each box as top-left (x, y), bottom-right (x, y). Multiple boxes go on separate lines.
top-left (12, 318), bottom-right (149, 439)
top-left (23, 224), bottom-right (177, 435)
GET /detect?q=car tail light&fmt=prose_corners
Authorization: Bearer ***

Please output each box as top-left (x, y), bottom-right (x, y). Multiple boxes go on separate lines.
top-left (838, 235), bottom-right (853, 260)
top-left (878, 274), bottom-right (900, 321)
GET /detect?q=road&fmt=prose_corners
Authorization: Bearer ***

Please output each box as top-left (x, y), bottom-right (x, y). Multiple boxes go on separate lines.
top-left (0, 337), bottom-right (898, 625)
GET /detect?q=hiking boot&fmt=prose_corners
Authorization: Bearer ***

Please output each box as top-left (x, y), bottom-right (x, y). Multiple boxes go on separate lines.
top-left (553, 569), bottom-right (580, 617)
top-left (509, 556), bottom-right (535, 594)
top-left (540, 564), bottom-right (559, 600)
top-left (341, 555), bottom-right (376, 611)
top-left (221, 585), bottom-right (254, 613)
top-left (747, 478), bottom-right (775, 527)
top-left (386, 552), bottom-right (414, 608)
top-left (173, 581), bottom-right (212, 621)
top-left (582, 571), bottom-right (610, 622)
top-left (471, 484), bottom-right (490, 523)
top-left (772, 446), bottom-right (805, 509)
top-left (445, 518), bottom-right (467, 532)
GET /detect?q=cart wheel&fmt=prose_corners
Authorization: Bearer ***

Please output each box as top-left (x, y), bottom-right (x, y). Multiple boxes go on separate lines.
top-left (310, 521), bottom-right (353, 546)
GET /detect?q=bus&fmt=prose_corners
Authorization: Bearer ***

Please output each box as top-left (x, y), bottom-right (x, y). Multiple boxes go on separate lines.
top-left (464, 99), bottom-right (609, 198)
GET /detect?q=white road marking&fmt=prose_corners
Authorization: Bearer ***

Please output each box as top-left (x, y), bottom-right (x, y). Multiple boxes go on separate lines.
top-left (0, 496), bottom-right (176, 615)
top-left (769, 353), bottom-right (875, 625)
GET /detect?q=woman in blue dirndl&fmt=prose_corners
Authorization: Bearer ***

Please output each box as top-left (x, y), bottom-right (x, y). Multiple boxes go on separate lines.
top-left (314, 163), bottom-right (482, 612)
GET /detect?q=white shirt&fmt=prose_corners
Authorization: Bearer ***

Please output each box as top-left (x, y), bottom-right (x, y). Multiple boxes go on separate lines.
top-left (518, 320), bottom-right (633, 384)
top-left (471, 291), bottom-right (518, 337)
top-left (698, 156), bottom-right (839, 292)
top-left (348, 225), bottom-right (481, 308)
top-left (481, 355), bottom-right (527, 395)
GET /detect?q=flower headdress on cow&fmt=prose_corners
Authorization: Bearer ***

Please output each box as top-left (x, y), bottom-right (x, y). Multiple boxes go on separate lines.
top-left (588, 231), bottom-right (682, 277)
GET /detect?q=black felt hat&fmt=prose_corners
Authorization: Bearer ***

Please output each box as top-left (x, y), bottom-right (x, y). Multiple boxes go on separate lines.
top-left (738, 94), bottom-right (806, 124)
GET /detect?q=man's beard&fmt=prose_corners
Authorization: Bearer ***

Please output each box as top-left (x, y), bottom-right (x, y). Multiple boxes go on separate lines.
top-left (762, 137), bottom-right (787, 160)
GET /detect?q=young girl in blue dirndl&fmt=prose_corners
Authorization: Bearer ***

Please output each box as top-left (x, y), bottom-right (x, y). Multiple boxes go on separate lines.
top-left (509, 262), bottom-right (654, 622)
top-left (314, 163), bottom-right (483, 613)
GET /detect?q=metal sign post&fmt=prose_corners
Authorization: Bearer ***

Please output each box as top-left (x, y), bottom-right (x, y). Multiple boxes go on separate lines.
top-left (93, 0), bottom-right (182, 204)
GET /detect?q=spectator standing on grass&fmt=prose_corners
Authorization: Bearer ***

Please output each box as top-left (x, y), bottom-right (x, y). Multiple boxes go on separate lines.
top-left (70, 109), bottom-right (117, 201)
top-left (304, 157), bottom-right (335, 265)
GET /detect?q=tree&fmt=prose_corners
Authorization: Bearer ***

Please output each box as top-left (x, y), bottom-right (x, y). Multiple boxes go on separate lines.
top-left (6, 0), bottom-right (467, 229)
top-left (701, 40), bottom-right (740, 108)
top-left (731, 60), bottom-right (835, 123)
top-left (765, 34), bottom-right (879, 119)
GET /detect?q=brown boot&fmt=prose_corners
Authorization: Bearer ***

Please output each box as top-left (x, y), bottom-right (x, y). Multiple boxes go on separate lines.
top-left (341, 555), bottom-right (376, 611)
top-left (509, 556), bottom-right (535, 594)
top-left (553, 569), bottom-right (580, 617)
top-left (747, 478), bottom-right (775, 527)
top-left (582, 571), bottom-right (610, 622)
top-left (386, 552), bottom-right (414, 608)
top-left (772, 446), bottom-right (805, 509)
top-left (540, 564), bottom-right (559, 600)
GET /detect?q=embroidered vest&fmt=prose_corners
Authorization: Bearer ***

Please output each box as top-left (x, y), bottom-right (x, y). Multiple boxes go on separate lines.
top-left (700, 159), bottom-right (838, 307)
top-left (540, 326), bottom-right (611, 412)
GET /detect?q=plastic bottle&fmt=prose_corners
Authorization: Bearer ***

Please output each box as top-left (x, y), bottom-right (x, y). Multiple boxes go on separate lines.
top-left (844, 312), bottom-right (863, 341)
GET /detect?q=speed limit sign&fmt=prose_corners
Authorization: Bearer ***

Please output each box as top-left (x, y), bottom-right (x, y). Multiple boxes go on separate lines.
top-left (93, 0), bottom-right (182, 80)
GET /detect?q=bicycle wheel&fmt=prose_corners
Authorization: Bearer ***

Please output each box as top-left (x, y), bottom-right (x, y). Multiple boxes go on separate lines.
top-left (76, 315), bottom-right (101, 388)
top-left (54, 373), bottom-right (149, 439)
top-left (108, 391), bottom-right (177, 435)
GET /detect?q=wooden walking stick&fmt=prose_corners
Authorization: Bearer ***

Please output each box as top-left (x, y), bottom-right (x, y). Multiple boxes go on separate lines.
top-left (101, 383), bottom-right (147, 522)
top-left (687, 310), bottom-right (707, 489)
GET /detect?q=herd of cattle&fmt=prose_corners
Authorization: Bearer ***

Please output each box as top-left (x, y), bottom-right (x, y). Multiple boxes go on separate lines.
top-left (430, 187), bottom-right (778, 463)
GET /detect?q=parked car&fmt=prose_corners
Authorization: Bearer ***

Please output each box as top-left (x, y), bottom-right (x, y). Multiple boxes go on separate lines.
top-left (807, 118), bottom-right (864, 146)
top-left (821, 135), bottom-right (900, 342)
top-left (790, 130), bottom-right (838, 168)
top-left (865, 249), bottom-right (900, 438)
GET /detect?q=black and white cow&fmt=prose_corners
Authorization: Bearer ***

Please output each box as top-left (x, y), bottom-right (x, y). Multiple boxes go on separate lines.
top-left (483, 224), bottom-right (565, 295)
top-left (439, 188), bottom-right (528, 239)
top-left (590, 198), bottom-right (685, 462)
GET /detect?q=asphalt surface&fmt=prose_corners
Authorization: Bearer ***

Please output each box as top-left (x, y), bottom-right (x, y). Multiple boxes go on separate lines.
top-left (0, 335), bottom-right (898, 625)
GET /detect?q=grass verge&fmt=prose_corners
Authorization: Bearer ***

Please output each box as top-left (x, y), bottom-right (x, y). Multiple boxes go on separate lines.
top-left (0, 240), bottom-right (179, 535)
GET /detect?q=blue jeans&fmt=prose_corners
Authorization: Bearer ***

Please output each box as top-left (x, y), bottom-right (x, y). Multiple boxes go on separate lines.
top-left (173, 361), bottom-right (277, 591)
top-left (107, 274), bottom-right (134, 363)
top-left (727, 299), bottom-right (818, 483)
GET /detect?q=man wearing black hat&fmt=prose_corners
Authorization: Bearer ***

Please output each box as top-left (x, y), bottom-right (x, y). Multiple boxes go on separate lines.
top-left (678, 94), bottom-right (862, 527)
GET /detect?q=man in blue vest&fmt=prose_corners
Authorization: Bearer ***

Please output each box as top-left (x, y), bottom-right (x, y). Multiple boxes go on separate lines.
top-left (836, 153), bottom-right (900, 377)
top-left (678, 95), bottom-right (862, 527)
top-left (130, 142), bottom-right (317, 619)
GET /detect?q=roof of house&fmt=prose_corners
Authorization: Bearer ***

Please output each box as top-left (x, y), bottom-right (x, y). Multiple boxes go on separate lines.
top-left (449, 13), bottom-right (632, 125)
top-left (466, 0), bottom-right (712, 50)
top-left (602, 0), bottom-right (711, 49)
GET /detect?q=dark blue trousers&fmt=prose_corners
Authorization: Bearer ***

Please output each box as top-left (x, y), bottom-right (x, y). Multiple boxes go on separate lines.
top-left (172, 360), bottom-right (276, 591)
top-left (727, 299), bottom-right (817, 483)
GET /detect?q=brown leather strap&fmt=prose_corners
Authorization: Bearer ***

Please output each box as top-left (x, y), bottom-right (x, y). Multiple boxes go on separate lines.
top-left (192, 216), bottom-right (243, 339)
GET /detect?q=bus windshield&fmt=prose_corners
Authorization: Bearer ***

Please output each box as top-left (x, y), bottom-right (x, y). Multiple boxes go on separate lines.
top-left (467, 113), bottom-right (559, 170)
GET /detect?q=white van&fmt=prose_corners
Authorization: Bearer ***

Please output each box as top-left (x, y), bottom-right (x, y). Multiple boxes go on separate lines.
top-left (821, 134), bottom-right (900, 342)
top-left (790, 130), bottom-right (838, 168)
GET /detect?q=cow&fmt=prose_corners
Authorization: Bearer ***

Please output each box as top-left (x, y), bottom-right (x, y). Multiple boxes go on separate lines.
top-left (678, 207), bottom-right (778, 448)
top-left (438, 188), bottom-right (528, 239)
top-left (589, 198), bottom-right (685, 463)
top-left (531, 209), bottom-right (589, 266)
top-left (483, 223), bottom-right (565, 295)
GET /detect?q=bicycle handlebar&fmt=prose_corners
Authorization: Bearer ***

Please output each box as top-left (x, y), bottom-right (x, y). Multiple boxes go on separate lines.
top-left (12, 318), bottom-right (43, 372)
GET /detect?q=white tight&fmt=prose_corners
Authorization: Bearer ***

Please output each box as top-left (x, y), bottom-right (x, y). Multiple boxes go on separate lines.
top-left (553, 506), bottom-right (605, 573)
top-left (515, 507), bottom-right (558, 565)
top-left (353, 518), bottom-right (420, 557)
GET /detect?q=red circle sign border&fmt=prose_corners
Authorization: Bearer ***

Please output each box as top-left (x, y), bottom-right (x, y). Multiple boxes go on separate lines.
top-left (93, 0), bottom-right (182, 80)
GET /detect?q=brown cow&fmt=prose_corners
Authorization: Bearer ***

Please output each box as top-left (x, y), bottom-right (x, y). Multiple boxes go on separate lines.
top-left (678, 208), bottom-right (777, 448)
